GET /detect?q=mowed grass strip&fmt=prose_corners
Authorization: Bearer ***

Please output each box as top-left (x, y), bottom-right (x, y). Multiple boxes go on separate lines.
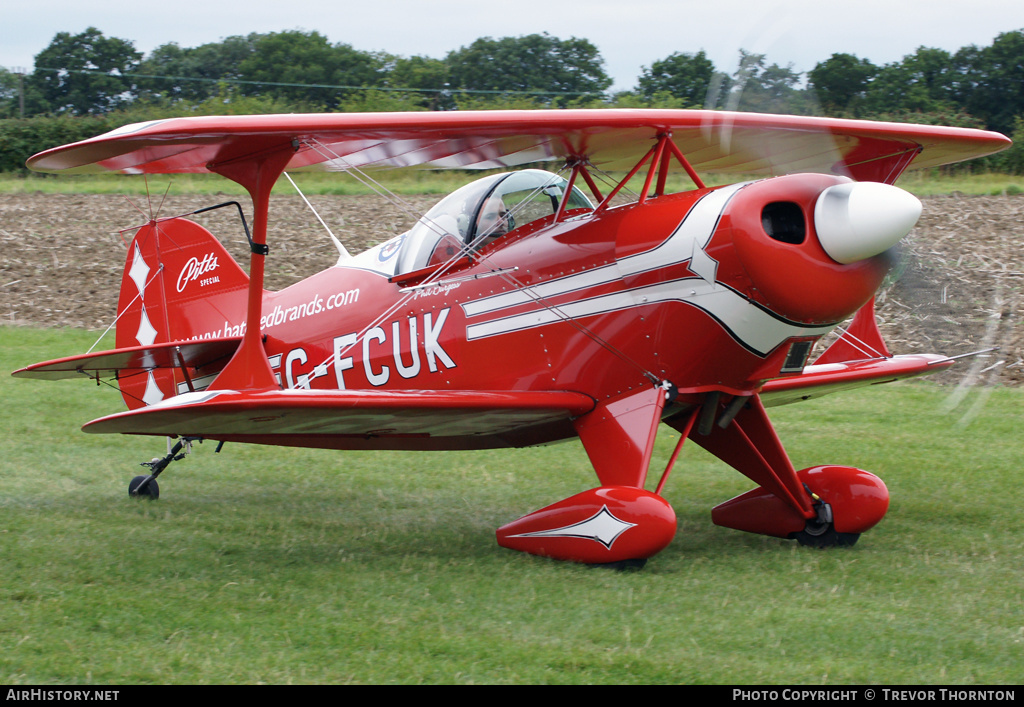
top-left (3, 169), bottom-right (1023, 198)
top-left (2, 326), bottom-right (1022, 684)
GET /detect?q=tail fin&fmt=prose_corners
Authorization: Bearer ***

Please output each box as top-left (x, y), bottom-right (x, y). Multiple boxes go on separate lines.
top-left (116, 217), bottom-right (249, 408)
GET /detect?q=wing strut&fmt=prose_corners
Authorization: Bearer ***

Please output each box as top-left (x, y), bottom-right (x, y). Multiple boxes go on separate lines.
top-left (592, 133), bottom-right (706, 214)
top-left (205, 141), bottom-right (298, 392)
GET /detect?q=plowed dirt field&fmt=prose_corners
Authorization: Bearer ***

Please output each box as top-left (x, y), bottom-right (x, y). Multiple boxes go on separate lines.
top-left (2, 191), bottom-right (1021, 386)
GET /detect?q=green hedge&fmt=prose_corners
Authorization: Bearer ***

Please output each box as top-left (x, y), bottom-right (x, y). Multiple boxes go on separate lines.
top-left (0, 115), bottom-right (120, 172)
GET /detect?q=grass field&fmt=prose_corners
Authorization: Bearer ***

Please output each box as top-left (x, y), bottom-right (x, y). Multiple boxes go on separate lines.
top-left (2, 326), bottom-right (1022, 685)
top-left (3, 169), bottom-right (1023, 199)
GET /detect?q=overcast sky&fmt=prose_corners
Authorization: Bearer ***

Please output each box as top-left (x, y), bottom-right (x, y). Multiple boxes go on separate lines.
top-left (4, 0), bottom-right (1022, 92)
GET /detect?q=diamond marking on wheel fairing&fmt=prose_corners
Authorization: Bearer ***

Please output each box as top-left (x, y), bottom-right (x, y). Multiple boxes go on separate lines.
top-left (508, 505), bottom-right (637, 549)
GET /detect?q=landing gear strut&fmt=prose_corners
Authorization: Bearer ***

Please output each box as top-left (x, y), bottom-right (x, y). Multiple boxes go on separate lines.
top-left (128, 437), bottom-right (205, 500)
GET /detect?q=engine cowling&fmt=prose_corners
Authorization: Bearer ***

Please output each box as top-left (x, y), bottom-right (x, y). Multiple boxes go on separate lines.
top-left (719, 174), bottom-right (920, 324)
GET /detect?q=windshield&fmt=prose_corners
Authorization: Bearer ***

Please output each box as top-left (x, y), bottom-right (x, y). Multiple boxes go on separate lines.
top-left (394, 169), bottom-right (593, 275)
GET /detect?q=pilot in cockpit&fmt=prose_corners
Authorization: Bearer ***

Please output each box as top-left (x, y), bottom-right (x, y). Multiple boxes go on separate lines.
top-left (391, 169), bottom-right (593, 276)
top-left (473, 196), bottom-right (512, 247)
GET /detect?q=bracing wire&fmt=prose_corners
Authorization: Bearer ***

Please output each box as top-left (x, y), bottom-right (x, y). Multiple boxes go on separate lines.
top-left (282, 172), bottom-right (351, 261)
top-left (293, 141), bottom-right (662, 388)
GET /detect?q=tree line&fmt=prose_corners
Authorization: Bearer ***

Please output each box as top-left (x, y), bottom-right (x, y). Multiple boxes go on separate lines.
top-left (1, 27), bottom-right (1022, 172)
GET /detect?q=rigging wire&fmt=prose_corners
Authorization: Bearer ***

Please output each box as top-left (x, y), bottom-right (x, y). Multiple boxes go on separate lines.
top-left (83, 144), bottom-right (666, 395)
top-left (289, 143), bottom-right (662, 388)
top-left (282, 172), bottom-right (351, 261)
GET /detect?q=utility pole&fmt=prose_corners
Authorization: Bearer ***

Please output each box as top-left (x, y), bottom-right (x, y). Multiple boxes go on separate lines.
top-left (15, 67), bottom-right (25, 118)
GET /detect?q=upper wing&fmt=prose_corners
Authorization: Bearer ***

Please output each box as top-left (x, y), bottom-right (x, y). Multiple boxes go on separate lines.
top-left (80, 387), bottom-right (596, 451)
top-left (27, 110), bottom-right (1010, 182)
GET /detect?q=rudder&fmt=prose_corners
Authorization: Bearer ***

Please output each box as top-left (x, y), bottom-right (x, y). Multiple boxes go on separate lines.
top-left (116, 217), bottom-right (249, 409)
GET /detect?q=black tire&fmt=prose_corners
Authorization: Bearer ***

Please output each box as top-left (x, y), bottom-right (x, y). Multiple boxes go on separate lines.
top-left (792, 523), bottom-right (859, 548)
top-left (129, 475), bottom-right (160, 500)
top-left (588, 558), bottom-right (648, 571)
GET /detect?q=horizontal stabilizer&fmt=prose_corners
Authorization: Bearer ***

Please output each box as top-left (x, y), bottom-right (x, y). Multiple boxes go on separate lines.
top-left (760, 354), bottom-right (954, 408)
top-left (82, 387), bottom-right (597, 451)
top-left (12, 338), bottom-right (242, 381)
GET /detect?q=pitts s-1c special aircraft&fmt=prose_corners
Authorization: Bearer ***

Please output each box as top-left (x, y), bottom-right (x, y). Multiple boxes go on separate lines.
top-left (14, 110), bottom-right (1011, 567)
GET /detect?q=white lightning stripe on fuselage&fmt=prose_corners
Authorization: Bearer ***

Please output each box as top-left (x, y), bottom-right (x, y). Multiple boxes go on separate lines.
top-left (462, 182), bottom-right (749, 318)
top-left (465, 278), bottom-right (833, 356)
top-left (617, 181), bottom-right (748, 278)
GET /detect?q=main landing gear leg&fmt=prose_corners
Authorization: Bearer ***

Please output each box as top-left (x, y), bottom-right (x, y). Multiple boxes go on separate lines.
top-left (672, 393), bottom-right (889, 545)
top-left (496, 384), bottom-right (678, 567)
top-left (128, 436), bottom-right (204, 500)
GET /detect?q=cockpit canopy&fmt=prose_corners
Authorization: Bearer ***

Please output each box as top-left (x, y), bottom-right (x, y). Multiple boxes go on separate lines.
top-left (394, 169), bottom-right (594, 275)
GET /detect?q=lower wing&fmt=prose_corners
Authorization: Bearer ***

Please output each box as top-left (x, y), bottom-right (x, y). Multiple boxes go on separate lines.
top-left (81, 387), bottom-right (596, 451)
top-left (760, 353), bottom-right (954, 408)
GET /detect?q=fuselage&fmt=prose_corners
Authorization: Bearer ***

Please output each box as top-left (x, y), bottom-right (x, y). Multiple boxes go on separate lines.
top-left (194, 173), bottom-right (897, 433)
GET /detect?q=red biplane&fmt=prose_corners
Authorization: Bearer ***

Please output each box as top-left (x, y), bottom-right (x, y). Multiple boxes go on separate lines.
top-left (13, 110), bottom-right (1010, 567)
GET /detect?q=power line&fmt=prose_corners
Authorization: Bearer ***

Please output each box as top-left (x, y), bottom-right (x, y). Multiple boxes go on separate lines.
top-left (12, 66), bottom-right (608, 98)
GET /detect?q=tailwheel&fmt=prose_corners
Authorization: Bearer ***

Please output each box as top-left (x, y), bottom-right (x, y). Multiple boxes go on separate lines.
top-left (127, 436), bottom-right (203, 500)
top-left (128, 474), bottom-right (160, 500)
